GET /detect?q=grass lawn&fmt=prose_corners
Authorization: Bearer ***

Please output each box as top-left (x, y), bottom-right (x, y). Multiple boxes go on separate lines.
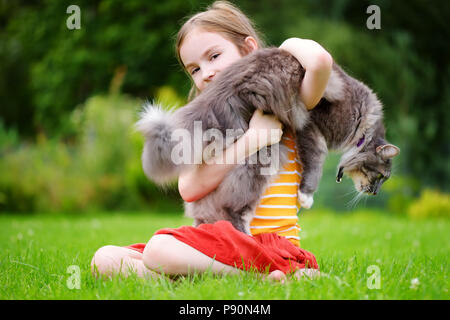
top-left (0, 209), bottom-right (448, 300)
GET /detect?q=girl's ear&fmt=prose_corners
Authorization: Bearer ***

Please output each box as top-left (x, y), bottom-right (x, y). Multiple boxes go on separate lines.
top-left (244, 36), bottom-right (258, 53)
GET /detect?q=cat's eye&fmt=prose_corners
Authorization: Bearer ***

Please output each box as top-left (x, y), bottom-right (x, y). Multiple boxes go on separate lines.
top-left (377, 173), bottom-right (385, 180)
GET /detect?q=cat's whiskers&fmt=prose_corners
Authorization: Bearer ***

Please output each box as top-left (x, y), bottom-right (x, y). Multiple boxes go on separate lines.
top-left (346, 189), bottom-right (365, 210)
top-left (339, 188), bottom-right (359, 198)
top-left (362, 192), bottom-right (369, 206)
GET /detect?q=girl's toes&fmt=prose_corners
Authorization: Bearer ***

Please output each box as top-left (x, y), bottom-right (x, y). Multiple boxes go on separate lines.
top-left (266, 270), bottom-right (287, 283)
top-left (294, 268), bottom-right (321, 280)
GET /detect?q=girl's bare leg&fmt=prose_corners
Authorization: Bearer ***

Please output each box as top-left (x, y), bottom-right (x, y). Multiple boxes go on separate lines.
top-left (141, 235), bottom-right (287, 281)
top-left (141, 234), bottom-right (241, 276)
top-left (91, 235), bottom-right (289, 281)
top-left (90, 245), bottom-right (161, 280)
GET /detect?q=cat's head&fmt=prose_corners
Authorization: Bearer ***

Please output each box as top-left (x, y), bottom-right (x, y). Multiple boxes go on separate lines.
top-left (337, 139), bottom-right (400, 195)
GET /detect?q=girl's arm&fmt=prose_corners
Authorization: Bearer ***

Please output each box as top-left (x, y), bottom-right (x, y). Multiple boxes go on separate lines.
top-left (279, 38), bottom-right (333, 110)
top-left (178, 109), bottom-right (283, 202)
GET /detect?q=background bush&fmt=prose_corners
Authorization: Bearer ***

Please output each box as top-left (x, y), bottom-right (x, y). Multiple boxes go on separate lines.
top-left (0, 89), bottom-right (183, 213)
top-left (408, 189), bottom-right (450, 219)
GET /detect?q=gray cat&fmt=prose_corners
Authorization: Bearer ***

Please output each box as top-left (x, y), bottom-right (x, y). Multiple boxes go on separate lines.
top-left (136, 47), bottom-right (399, 234)
top-left (296, 58), bottom-right (400, 208)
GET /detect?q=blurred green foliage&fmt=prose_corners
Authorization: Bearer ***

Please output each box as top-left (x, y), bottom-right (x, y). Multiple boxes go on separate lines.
top-left (0, 91), bottom-right (182, 213)
top-left (408, 189), bottom-right (450, 219)
top-left (0, 0), bottom-right (449, 214)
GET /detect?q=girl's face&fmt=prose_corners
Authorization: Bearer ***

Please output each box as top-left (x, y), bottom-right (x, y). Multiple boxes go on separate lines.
top-left (180, 28), bottom-right (245, 92)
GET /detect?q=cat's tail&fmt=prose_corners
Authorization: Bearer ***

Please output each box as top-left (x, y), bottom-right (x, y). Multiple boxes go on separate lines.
top-left (135, 102), bottom-right (181, 185)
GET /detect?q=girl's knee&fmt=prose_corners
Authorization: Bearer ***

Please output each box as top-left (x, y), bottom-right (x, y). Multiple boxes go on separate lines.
top-left (142, 235), bottom-right (183, 274)
top-left (90, 245), bottom-right (121, 277)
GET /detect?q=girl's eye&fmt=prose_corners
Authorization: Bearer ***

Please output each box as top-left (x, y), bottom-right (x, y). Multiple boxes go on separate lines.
top-left (210, 53), bottom-right (220, 61)
top-left (191, 67), bottom-right (199, 75)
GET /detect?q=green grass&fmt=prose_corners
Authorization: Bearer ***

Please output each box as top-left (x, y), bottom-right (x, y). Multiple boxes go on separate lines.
top-left (0, 209), bottom-right (448, 300)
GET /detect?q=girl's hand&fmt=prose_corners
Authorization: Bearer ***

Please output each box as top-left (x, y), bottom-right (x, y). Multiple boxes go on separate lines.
top-left (179, 110), bottom-right (282, 203)
top-left (247, 109), bottom-right (283, 148)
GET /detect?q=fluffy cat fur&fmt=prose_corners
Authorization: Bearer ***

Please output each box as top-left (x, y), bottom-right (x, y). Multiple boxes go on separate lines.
top-left (136, 47), bottom-right (399, 234)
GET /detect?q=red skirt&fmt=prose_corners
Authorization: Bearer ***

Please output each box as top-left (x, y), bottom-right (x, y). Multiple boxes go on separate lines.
top-left (125, 220), bottom-right (318, 274)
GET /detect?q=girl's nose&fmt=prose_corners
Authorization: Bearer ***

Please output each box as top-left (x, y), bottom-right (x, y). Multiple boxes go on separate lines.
top-left (204, 70), bottom-right (216, 82)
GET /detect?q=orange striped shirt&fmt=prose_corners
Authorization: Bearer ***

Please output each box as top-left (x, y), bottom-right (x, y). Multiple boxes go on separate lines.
top-left (250, 131), bottom-right (303, 247)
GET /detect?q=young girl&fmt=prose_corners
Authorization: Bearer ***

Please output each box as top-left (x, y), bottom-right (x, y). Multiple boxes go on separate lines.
top-left (91, 1), bottom-right (332, 282)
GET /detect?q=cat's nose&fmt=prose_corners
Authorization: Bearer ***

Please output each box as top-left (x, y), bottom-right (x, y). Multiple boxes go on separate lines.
top-left (371, 186), bottom-right (379, 195)
top-left (373, 181), bottom-right (383, 195)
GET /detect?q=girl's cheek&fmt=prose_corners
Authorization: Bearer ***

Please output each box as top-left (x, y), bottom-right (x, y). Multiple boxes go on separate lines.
top-left (218, 59), bottom-right (234, 72)
top-left (191, 73), bottom-right (200, 84)
top-left (194, 78), bottom-right (203, 91)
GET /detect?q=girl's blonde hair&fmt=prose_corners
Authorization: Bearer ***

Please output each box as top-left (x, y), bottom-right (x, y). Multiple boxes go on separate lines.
top-left (176, 1), bottom-right (266, 100)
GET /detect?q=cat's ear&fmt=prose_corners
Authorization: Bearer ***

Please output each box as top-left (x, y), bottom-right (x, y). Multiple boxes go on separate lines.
top-left (376, 144), bottom-right (400, 160)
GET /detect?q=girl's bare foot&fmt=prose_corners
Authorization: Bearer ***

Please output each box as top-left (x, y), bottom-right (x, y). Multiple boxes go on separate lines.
top-left (263, 270), bottom-right (287, 283)
top-left (294, 268), bottom-right (322, 280)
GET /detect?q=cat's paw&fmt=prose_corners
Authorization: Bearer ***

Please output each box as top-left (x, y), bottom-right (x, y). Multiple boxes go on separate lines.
top-left (298, 191), bottom-right (314, 209)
